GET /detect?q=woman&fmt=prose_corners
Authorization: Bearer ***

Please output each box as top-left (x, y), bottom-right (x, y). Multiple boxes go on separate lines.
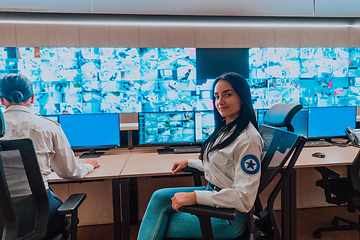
top-left (137, 72), bottom-right (264, 240)
top-left (0, 73), bottom-right (100, 237)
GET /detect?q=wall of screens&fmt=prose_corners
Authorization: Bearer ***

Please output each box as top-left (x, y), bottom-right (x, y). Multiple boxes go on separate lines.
top-left (1, 47), bottom-right (360, 116)
top-left (249, 47), bottom-right (360, 109)
top-left (0, 47), bottom-right (204, 115)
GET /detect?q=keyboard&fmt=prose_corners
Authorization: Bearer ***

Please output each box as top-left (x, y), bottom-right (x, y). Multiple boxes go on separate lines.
top-left (173, 146), bottom-right (202, 154)
top-left (304, 140), bottom-right (333, 148)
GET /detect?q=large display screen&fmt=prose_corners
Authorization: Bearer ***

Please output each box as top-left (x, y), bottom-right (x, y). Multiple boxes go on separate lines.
top-left (138, 111), bottom-right (195, 145)
top-left (307, 106), bottom-right (356, 138)
top-left (249, 47), bottom-right (360, 109)
top-left (58, 113), bottom-right (120, 150)
top-left (2, 47), bottom-right (360, 116)
top-left (138, 110), bottom-right (215, 146)
top-left (0, 47), bottom-right (203, 115)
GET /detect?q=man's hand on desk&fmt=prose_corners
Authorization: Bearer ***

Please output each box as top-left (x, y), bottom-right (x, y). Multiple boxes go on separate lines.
top-left (86, 159), bottom-right (100, 169)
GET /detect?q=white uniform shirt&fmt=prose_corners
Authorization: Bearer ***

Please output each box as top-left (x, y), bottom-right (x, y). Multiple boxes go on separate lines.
top-left (188, 122), bottom-right (263, 213)
top-left (2, 105), bottom-right (94, 189)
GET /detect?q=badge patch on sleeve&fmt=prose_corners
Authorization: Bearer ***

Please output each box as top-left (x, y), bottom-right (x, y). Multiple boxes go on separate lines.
top-left (241, 155), bottom-right (260, 175)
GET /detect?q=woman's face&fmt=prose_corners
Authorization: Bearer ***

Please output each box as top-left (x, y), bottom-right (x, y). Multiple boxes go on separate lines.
top-left (214, 80), bottom-right (241, 125)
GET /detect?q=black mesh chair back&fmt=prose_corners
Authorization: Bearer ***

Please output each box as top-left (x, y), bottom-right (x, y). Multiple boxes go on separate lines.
top-left (0, 138), bottom-right (49, 240)
top-left (350, 150), bottom-right (360, 193)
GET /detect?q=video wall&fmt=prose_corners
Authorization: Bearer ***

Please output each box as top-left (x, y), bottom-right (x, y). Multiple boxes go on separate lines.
top-left (1, 47), bottom-right (360, 116)
top-left (0, 47), bottom-right (205, 115)
top-left (249, 47), bottom-right (360, 109)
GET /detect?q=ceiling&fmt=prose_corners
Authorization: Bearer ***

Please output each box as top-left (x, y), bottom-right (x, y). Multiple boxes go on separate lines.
top-left (0, 0), bottom-right (360, 18)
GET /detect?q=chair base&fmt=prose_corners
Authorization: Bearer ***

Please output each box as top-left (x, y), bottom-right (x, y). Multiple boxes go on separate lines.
top-left (313, 215), bottom-right (360, 239)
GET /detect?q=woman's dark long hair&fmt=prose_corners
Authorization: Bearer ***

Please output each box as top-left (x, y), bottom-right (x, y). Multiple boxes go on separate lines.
top-left (200, 72), bottom-right (258, 160)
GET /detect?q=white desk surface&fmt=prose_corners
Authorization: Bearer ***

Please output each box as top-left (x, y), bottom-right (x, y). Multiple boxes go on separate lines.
top-left (48, 148), bottom-right (131, 182)
top-left (48, 144), bottom-right (360, 181)
top-left (295, 145), bottom-right (359, 168)
top-left (121, 146), bottom-right (199, 178)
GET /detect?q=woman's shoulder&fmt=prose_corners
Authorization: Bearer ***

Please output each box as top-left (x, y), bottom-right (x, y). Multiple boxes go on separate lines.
top-left (240, 123), bottom-right (263, 143)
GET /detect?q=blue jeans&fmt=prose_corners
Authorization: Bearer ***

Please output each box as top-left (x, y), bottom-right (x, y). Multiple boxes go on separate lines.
top-left (46, 188), bottom-right (64, 237)
top-left (137, 183), bottom-right (246, 240)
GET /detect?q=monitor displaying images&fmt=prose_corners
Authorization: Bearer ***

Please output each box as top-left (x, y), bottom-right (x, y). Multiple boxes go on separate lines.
top-left (1, 47), bottom-right (199, 115)
top-left (249, 47), bottom-right (360, 109)
top-left (195, 110), bottom-right (215, 143)
top-left (307, 106), bottom-right (356, 139)
top-left (138, 111), bottom-right (195, 145)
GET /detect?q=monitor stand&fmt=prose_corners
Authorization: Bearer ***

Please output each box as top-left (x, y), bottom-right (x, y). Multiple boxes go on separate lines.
top-left (79, 148), bottom-right (105, 158)
top-left (157, 145), bottom-right (174, 154)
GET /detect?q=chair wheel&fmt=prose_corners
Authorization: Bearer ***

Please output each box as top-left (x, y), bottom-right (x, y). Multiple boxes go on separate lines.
top-left (313, 230), bottom-right (322, 238)
top-left (331, 219), bottom-right (339, 226)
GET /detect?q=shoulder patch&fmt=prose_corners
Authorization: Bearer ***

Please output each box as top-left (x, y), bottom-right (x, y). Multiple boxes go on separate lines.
top-left (240, 154), bottom-right (260, 175)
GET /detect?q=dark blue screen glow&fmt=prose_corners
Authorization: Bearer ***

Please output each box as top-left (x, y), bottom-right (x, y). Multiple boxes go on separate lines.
top-left (307, 106), bottom-right (356, 138)
top-left (58, 113), bottom-right (120, 148)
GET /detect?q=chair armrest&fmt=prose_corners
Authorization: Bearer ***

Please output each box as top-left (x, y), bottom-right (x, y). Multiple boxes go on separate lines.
top-left (182, 167), bottom-right (203, 175)
top-left (57, 193), bottom-right (86, 215)
top-left (314, 167), bottom-right (340, 180)
top-left (180, 204), bottom-right (237, 221)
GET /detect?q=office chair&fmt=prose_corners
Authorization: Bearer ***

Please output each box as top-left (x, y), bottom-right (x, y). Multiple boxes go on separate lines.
top-left (165, 124), bottom-right (306, 240)
top-left (263, 103), bottom-right (303, 132)
top-left (163, 103), bottom-right (305, 240)
top-left (0, 138), bottom-right (86, 240)
top-left (313, 150), bottom-right (360, 239)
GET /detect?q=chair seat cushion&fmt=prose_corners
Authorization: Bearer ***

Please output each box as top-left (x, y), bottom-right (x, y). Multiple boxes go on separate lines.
top-left (317, 178), bottom-right (360, 209)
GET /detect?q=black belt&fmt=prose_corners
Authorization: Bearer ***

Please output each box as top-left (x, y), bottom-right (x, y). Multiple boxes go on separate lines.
top-left (209, 182), bottom-right (222, 192)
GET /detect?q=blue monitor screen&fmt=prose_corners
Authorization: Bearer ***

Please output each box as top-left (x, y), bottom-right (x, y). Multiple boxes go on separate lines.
top-left (58, 113), bottom-right (120, 149)
top-left (257, 108), bottom-right (308, 137)
top-left (307, 106), bottom-right (356, 138)
top-left (138, 112), bottom-right (195, 145)
top-left (195, 110), bottom-right (215, 143)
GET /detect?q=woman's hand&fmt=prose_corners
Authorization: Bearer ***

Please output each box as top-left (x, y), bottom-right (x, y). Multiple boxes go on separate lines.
top-left (172, 160), bottom-right (188, 175)
top-left (171, 192), bottom-right (197, 211)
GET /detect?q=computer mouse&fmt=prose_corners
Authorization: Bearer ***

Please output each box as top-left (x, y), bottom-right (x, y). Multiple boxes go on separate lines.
top-left (312, 152), bottom-right (326, 158)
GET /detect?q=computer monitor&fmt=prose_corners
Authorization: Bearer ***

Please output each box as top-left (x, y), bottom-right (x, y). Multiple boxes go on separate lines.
top-left (307, 106), bottom-right (357, 139)
top-left (138, 111), bottom-right (196, 153)
top-left (58, 113), bottom-right (120, 158)
top-left (257, 108), bottom-right (308, 137)
top-left (195, 110), bottom-right (215, 143)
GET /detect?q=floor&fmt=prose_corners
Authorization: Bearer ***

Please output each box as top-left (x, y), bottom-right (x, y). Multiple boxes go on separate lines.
top-left (77, 206), bottom-right (359, 240)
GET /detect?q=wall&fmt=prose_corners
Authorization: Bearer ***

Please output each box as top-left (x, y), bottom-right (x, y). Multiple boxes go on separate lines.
top-left (1, 23), bottom-right (360, 48)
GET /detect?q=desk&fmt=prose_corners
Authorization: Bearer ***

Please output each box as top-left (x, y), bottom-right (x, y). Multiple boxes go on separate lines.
top-left (48, 148), bottom-right (130, 240)
top-left (282, 145), bottom-right (360, 240)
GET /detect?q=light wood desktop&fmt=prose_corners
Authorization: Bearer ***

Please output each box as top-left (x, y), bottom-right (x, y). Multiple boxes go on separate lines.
top-left (48, 147), bottom-right (130, 182)
top-left (48, 147), bottom-right (131, 240)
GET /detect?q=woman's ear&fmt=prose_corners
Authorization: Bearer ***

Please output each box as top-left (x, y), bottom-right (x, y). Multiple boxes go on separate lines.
top-left (0, 97), bottom-right (5, 106)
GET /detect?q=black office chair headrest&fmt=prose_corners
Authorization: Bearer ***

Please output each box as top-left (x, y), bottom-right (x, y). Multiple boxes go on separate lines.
top-left (264, 103), bottom-right (303, 132)
top-left (0, 109), bottom-right (4, 138)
